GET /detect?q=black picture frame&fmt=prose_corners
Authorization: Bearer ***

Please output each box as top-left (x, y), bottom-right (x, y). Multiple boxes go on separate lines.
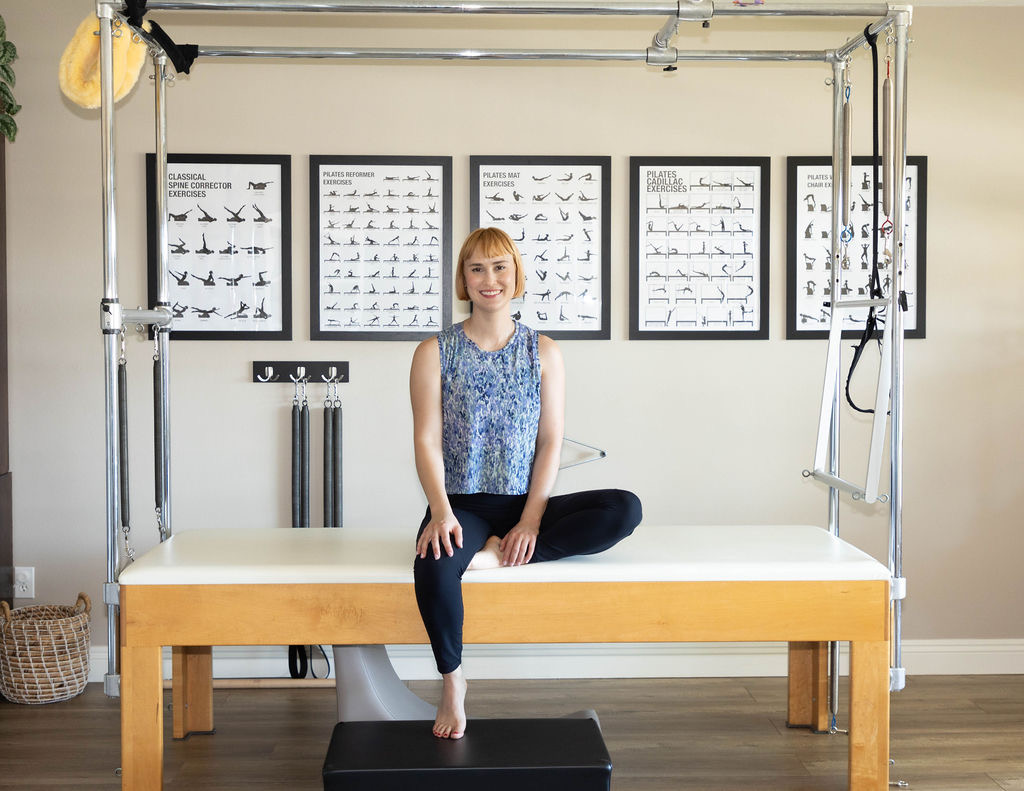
top-left (629, 156), bottom-right (770, 340)
top-left (309, 155), bottom-right (453, 341)
top-left (786, 155), bottom-right (927, 340)
top-left (146, 153), bottom-right (292, 341)
top-left (470, 156), bottom-right (611, 340)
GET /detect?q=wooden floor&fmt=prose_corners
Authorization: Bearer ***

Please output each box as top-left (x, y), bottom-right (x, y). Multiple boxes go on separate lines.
top-left (1, 675), bottom-right (1022, 789)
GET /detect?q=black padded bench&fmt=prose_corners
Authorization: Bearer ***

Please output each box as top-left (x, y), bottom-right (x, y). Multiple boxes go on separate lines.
top-left (322, 718), bottom-right (612, 791)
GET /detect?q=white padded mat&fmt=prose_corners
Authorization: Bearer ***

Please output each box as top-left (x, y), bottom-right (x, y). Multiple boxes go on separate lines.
top-left (117, 525), bottom-right (890, 586)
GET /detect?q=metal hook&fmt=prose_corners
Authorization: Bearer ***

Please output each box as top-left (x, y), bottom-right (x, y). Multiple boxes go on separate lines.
top-left (256, 365), bottom-right (277, 383)
top-left (118, 325), bottom-right (127, 365)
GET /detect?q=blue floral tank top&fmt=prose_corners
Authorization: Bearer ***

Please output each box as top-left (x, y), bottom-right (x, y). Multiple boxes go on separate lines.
top-left (439, 322), bottom-right (542, 495)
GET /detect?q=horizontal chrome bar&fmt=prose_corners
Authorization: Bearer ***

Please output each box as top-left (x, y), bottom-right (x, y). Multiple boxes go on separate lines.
top-left (831, 297), bottom-right (889, 309)
top-left (200, 45), bottom-right (647, 59)
top-left (714, 3), bottom-right (890, 17)
top-left (123, 307), bottom-right (174, 327)
top-left (109, 0), bottom-right (677, 14)
top-left (105, 0), bottom-right (893, 16)
top-left (199, 45), bottom-right (829, 62)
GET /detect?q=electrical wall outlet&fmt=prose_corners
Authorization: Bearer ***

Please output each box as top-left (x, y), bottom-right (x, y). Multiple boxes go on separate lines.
top-left (14, 567), bottom-right (34, 599)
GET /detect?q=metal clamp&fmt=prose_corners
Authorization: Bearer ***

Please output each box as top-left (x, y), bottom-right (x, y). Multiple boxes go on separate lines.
top-left (646, 46), bottom-right (678, 65)
top-left (100, 300), bottom-right (124, 334)
top-left (677, 0), bottom-right (713, 23)
top-left (890, 666), bottom-right (906, 692)
top-left (103, 582), bottom-right (121, 606)
top-left (890, 576), bottom-right (906, 601)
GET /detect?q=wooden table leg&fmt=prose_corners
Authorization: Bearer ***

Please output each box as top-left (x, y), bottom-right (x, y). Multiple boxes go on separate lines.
top-left (120, 644), bottom-right (164, 791)
top-left (848, 639), bottom-right (890, 791)
top-left (172, 646), bottom-right (214, 740)
top-left (787, 641), bottom-right (829, 732)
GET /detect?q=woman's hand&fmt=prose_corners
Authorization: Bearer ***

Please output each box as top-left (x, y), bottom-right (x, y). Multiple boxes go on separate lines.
top-left (416, 511), bottom-right (464, 560)
top-left (500, 521), bottom-right (540, 566)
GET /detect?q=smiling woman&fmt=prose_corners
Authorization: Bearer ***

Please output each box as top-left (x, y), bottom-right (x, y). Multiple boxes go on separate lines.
top-left (409, 226), bottom-right (643, 740)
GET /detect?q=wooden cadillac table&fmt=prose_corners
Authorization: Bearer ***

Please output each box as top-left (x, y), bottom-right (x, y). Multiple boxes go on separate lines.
top-left (117, 525), bottom-right (891, 790)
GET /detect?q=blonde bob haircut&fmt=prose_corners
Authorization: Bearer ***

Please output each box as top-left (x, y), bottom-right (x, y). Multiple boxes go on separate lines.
top-left (455, 227), bottom-right (526, 301)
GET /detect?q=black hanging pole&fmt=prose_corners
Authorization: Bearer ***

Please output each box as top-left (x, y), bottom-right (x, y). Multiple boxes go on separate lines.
top-left (333, 390), bottom-right (343, 528)
top-left (300, 384), bottom-right (310, 529)
top-left (291, 385), bottom-right (300, 528)
top-left (323, 384), bottom-right (334, 528)
top-left (288, 375), bottom-right (308, 678)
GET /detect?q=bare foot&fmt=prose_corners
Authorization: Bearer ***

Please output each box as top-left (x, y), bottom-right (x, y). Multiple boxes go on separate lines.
top-left (434, 666), bottom-right (467, 739)
top-left (467, 536), bottom-right (502, 571)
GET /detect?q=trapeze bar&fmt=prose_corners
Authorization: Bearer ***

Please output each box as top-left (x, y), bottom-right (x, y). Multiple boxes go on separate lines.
top-left (106, 0), bottom-right (893, 17)
top-left (830, 297), bottom-right (889, 309)
top-left (197, 44), bottom-right (828, 62)
top-left (809, 470), bottom-right (866, 500)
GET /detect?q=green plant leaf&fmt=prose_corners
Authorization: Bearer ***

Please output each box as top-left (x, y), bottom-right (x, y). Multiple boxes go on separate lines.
top-left (0, 80), bottom-right (15, 110)
top-left (0, 64), bottom-right (14, 86)
top-left (0, 113), bottom-right (16, 143)
top-left (0, 15), bottom-right (6, 41)
top-left (0, 40), bottom-right (16, 67)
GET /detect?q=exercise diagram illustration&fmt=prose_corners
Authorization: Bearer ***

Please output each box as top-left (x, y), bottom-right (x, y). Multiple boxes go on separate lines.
top-left (636, 162), bottom-right (766, 335)
top-left (314, 160), bottom-right (448, 336)
top-left (161, 159), bottom-right (286, 335)
top-left (476, 161), bottom-right (606, 334)
top-left (791, 158), bottom-right (923, 335)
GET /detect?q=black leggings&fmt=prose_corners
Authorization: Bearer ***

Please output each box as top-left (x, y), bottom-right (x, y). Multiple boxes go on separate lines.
top-left (413, 489), bottom-right (642, 674)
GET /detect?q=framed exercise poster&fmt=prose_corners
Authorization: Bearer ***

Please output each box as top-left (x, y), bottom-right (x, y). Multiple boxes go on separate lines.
top-left (309, 155), bottom-right (453, 341)
top-left (145, 153), bottom-right (292, 341)
top-left (786, 155), bottom-right (927, 340)
top-left (628, 157), bottom-right (770, 340)
top-left (470, 156), bottom-right (611, 340)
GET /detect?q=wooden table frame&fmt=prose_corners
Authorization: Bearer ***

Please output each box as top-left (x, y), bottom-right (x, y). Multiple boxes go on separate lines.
top-left (120, 578), bottom-right (890, 790)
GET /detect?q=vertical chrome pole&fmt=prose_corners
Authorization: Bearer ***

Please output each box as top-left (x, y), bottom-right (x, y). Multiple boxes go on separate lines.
top-left (98, 4), bottom-right (123, 698)
top-left (827, 54), bottom-right (848, 727)
top-left (154, 52), bottom-right (173, 542)
top-left (888, 7), bottom-right (911, 693)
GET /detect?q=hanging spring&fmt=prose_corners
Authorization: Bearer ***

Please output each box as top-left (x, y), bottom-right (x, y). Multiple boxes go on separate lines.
top-left (118, 326), bottom-right (136, 564)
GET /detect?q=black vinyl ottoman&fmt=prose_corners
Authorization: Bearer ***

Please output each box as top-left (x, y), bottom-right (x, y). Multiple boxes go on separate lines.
top-left (323, 718), bottom-right (612, 791)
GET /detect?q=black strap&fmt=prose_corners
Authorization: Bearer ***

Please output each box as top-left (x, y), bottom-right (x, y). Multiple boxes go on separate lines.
top-left (125, 0), bottom-right (148, 28)
top-left (146, 21), bottom-right (199, 75)
top-left (844, 24), bottom-right (884, 414)
top-left (288, 645), bottom-right (308, 679)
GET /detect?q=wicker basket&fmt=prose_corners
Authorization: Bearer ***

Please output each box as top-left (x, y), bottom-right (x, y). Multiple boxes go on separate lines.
top-left (0, 593), bottom-right (91, 705)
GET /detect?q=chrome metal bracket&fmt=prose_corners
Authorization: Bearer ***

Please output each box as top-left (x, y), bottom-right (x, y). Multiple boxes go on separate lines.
top-left (103, 582), bottom-right (120, 606)
top-left (890, 666), bottom-right (906, 692)
top-left (678, 0), bottom-right (713, 23)
top-left (104, 673), bottom-right (121, 698)
top-left (100, 300), bottom-right (123, 334)
top-left (890, 576), bottom-right (906, 601)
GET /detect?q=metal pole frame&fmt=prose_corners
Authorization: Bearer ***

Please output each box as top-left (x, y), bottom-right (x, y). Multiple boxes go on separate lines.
top-left (97, 1), bottom-right (911, 709)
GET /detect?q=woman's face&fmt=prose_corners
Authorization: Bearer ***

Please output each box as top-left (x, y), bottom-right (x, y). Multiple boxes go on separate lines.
top-left (462, 246), bottom-right (517, 313)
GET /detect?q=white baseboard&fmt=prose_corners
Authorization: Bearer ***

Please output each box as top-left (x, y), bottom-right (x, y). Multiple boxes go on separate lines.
top-left (87, 639), bottom-right (1024, 684)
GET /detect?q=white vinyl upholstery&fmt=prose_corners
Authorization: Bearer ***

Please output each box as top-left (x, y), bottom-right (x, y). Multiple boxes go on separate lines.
top-left (117, 525), bottom-right (890, 586)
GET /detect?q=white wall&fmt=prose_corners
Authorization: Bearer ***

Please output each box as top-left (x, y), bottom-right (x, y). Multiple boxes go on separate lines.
top-left (2, 2), bottom-right (1023, 667)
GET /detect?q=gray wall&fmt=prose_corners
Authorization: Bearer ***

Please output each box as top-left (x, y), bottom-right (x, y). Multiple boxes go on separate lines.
top-left (3, 2), bottom-right (1023, 650)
